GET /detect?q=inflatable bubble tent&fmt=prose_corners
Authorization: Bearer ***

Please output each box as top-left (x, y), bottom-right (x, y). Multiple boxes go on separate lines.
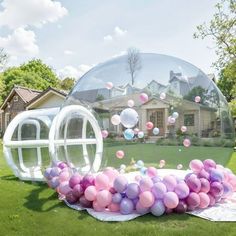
top-left (3, 53), bottom-right (235, 181)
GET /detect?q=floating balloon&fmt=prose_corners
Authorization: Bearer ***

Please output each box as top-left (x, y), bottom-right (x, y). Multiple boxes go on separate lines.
top-left (210, 168), bottom-right (224, 182)
top-left (153, 127), bottom-right (160, 135)
top-left (172, 112), bottom-right (179, 119)
top-left (116, 150), bottom-right (125, 159)
top-left (120, 108), bottom-right (139, 128)
top-left (111, 114), bottom-right (121, 125)
top-left (160, 92), bottom-right (166, 100)
top-left (195, 96), bottom-right (201, 103)
top-left (123, 128), bottom-right (135, 140)
top-left (106, 82), bottom-right (113, 89)
top-left (139, 93), bottom-right (149, 103)
top-left (146, 121), bottom-right (154, 130)
top-left (181, 126), bottom-right (187, 133)
top-left (137, 131), bottom-right (144, 138)
top-left (101, 130), bottom-right (109, 138)
top-left (79, 195), bottom-right (92, 208)
top-left (134, 128), bottom-right (139, 134)
top-left (136, 160), bottom-right (144, 168)
top-left (127, 99), bottom-right (135, 107)
top-left (168, 116), bottom-right (176, 124)
top-left (183, 138), bottom-right (191, 147)
top-left (177, 164), bottom-right (183, 170)
top-left (199, 178), bottom-right (210, 193)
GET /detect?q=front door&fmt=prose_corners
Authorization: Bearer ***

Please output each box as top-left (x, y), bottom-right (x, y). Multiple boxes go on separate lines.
top-left (148, 109), bottom-right (165, 136)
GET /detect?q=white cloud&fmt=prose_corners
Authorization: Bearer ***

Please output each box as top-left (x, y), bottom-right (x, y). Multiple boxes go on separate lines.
top-left (64, 50), bottom-right (75, 55)
top-left (114, 26), bottom-right (127, 37)
top-left (103, 35), bottom-right (113, 42)
top-left (0, 0), bottom-right (67, 29)
top-left (0, 27), bottom-right (39, 55)
top-left (58, 64), bottom-right (92, 79)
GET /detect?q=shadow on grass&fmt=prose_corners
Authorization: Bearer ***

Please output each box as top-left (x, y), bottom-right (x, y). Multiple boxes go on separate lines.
top-left (0, 174), bottom-right (19, 181)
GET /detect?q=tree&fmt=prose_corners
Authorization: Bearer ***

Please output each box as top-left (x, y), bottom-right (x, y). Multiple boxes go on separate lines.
top-left (0, 48), bottom-right (8, 68)
top-left (1, 59), bottom-right (60, 99)
top-left (229, 99), bottom-right (236, 117)
top-left (217, 60), bottom-right (236, 101)
top-left (184, 86), bottom-right (207, 105)
top-left (194, 0), bottom-right (236, 68)
top-left (126, 48), bottom-right (142, 85)
top-left (60, 77), bottom-right (75, 91)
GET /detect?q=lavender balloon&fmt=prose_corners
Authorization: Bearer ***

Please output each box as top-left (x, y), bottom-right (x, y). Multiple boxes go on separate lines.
top-left (114, 176), bottom-right (128, 193)
top-left (136, 201), bottom-right (150, 215)
top-left (112, 193), bottom-right (123, 203)
top-left (81, 174), bottom-right (95, 190)
top-left (174, 182), bottom-right (190, 199)
top-left (126, 183), bottom-right (140, 199)
top-left (50, 167), bottom-right (61, 177)
top-left (120, 198), bottom-right (134, 215)
top-left (79, 195), bottom-right (92, 208)
top-left (66, 191), bottom-right (78, 204)
top-left (210, 169), bottom-right (224, 182)
top-left (210, 181), bottom-right (224, 198)
top-left (152, 182), bottom-right (167, 199)
top-left (151, 200), bottom-right (165, 216)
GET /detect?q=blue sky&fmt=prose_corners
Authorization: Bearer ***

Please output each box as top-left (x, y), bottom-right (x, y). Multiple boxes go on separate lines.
top-left (0, 0), bottom-right (219, 79)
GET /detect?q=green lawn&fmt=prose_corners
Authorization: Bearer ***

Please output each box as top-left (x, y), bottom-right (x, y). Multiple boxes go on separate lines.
top-left (1, 142), bottom-right (236, 236)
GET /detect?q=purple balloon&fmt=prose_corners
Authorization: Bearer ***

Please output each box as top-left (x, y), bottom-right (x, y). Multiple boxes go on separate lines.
top-left (44, 168), bottom-right (52, 179)
top-left (174, 182), bottom-right (189, 199)
top-left (152, 182), bottom-right (167, 199)
top-left (162, 175), bottom-right (177, 191)
top-left (186, 192), bottom-right (200, 208)
top-left (50, 177), bottom-right (60, 189)
top-left (198, 169), bottom-right (210, 180)
top-left (152, 176), bottom-right (161, 183)
top-left (150, 200), bottom-right (165, 216)
top-left (79, 195), bottom-right (92, 208)
top-left (72, 184), bottom-right (84, 198)
top-left (136, 201), bottom-right (150, 215)
top-left (174, 200), bottom-right (188, 213)
top-left (81, 174), bottom-right (95, 190)
top-left (114, 176), bottom-right (128, 193)
top-left (50, 167), bottom-right (61, 177)
top-left (66, 191), bottom-right (78, 204)
top-left (222, 182), bottom-right (233, 198)
top-left (199, 178), bottom-right (210, 193)
top-left (58, 162), bottom-right (68, 169)
top-left (203, 159), bottom-right (216, 171)
top-left (112, 193), bottom-right (123, 203)
top-left (186, 175), bottom-right (201, 193)
top-left (69, 174), bottom-right (82, 188)
top-left (210, 169), bottom-right (224, 182)
top-left (120, 198), bottom-right (134, 215)
top-left (210, 181), bottom-right (224, 198)
top-left (126, 183), bottom-right (140, 199)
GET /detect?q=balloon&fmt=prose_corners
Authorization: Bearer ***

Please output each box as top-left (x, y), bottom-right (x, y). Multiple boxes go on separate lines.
top-left (146, 167), bottom-right (157, 178)
top-left (177, 164), bottom-right (183, 170)
top-left (96, 190), bottom-right (112, 207)
top-left (146, 122), bottom-right (154, 130)
top-left (198, 169), bottom-right (210, 180)
top-left (135, 175), bottom-right (143, 182)
top-left (181, 126), bottom-right (187, 133)
top-left (151, 200), bottom-right (165, 216)
top-left (72, 184), bottom-right (84, 198)
top-left (108, 203), bottom-right (120, 212)
top-left (106, 82), bottom-right (113, 89)
top-left (111, 114), bottom-right (121, 125)
top-left (136, 201), bottom-right (150, 215)
top-left (163, 192), bottom-right (179, 209)
top-left (126, 183), bottom-right (140, 199)
top-left (136, 160), bottom-right (144, 168)
top-left (123, 128), bottom-right (135, 140)
top-left (160, 92), bottom-right (166, 100)
top-left (222, 182), bottom-right (233, 198)
top-left (174, 182), bottom-right (190, 199)
top-left (195, 96), bottom-right (201, 103)
top-left (120, 164), bottom-right (126, 170)
top-left (127, 99), bottom-right (135, 107)
top-left (152, 176), bottom-right (161, 183)
top-left (103, 168), bottom-right (119, 183)
top-left (199, 178), bottom-right (210, 193)
top-left (79, 195), bottom-right (92, 208)
top-left (139, 191), bottom-right (155, 208)
top-left (113, 176), bottom-right (128, 193)
top-left (69, 174), bottom-right (82, 188)
top-left (112, 193), bottom-right (123, 203)
top-left (168, 116), bottom-right (176, 124)
top-left (183, 138), bottom-right (191, 147)
top-left (139, 178), bottom-right (153, 191)
top-left (59, 170), bottom-right (70, 182)
top-left (189, 159), bottom-right (204, 173)
top-left (101, 130), bottom-right (109, 138)
top-left (120, 198), bottom-right (134, 215)
top-left (174, 200), bottom-right (187, 213)
top-left (80, 174), bottom-right (95, 190)
top-left (58, 162), bottom-right (68, 169)
top-left (153, 127), bottom-right (160, 135)
top-left (210, 169), bottom-right (224, 182)
top-left (203, 159), bottom-right (216, 171)
top-left (44, 168), bottom-right (52, 179)
top-left (172, 112), bottom-right (179, 119)
top-left (116, 150), bottom-right (125, 159)
top-left (120, 108), bottom-right (139, 128)
top-left (49, 177), bottom-right (60, 189)
top-left (207, 193), bottom-right (216, 206)
top-left (159, 159), bottom-right (166, 168)
top-left (162, 175), bottom-right (177, 191)
top-left (93, 201), bottom-right (106, 212)
top-left (58, 182), bottom-right (72, 195)
top-left (95, 173), bottom-right (110, 190)
top-left (50, 167), bottom-right (61, 177)
top-left (139, 93), bottom-right (149, 103)
top-left (186, 175), bottom-right (201, 193)
top-left (152, 182), bottom-right (167, 199)
top-left (66, 191), bottom-right (78, 204)
top-left (134, 128), bottom-right (139, 134)
top-left (84, 186), bottom-right (97, 201)
top-left (186, 192), bottom-right (200, 208)
top-left (137, 131), bottom-right (144, 138)
top-left (210, 182), bottom-right (224, 198)
top-left (198, 192), bottom-right (210, 209)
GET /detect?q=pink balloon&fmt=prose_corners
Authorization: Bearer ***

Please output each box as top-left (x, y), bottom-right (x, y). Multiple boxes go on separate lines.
top-left (139, 178), bottom-right (153, 192)
top-left (58, 181), bottom-right (72, 195)
top-left (139, 191), bottom-right (155, 208)
top-left (84, 186), bottom-right (97, 201)
top-left (186, 192), bottom-right (200, 208)
top-left (95, 173), bottom-right (110, 190)
top-left (101, 130), bottom-right (109, 138)
top-left (134, 128), bottom-right (139, 134)
top-left (127, 99), bottom-right (135, 107)
top-left (174, 182), bottom-right (190, 199)
top-left (116, 150), bottom-right (125, 159)
top-left (198, 192), bottom-right (210, 209)
top-left (93, 201), bottom-right (106, 212)
top-left (111, 114), bottom-right (121, 125)
top-left (189, 159), bottom-right (204, 173)
top-left (103, 168), bottom-right (119, 183)
top-left (203, 159), bottom-right (216, 171)
top-left (69, 173), bottom-right (82, 188)
top-left (108, 203), bottom-right (120, 212)
top-left (139, 93), bottom-right (149, 103)
top-left (163, 192), bottom-right (179, 209)
top-left (96, 190), bottom-right (112, 207)
top-left (183, 138), bottom-right (191, 147)
top-left (59, 171), bottom-right (70, 182)
top-left (106, 82), bottom-right (113, 89)
top-left (146, 122), bottom-right (154, 130)
top-left (207, 193), bottom-right (216, 206)
top-left (199, 178), bottom-right (210, 193)
top-left (228, 174), bottom-right (236, 191)
top-left (146, 167), bottom-right (157, 178)
top-left (195, 96), bottom-right (201, 103)
top-left (162, 175), bottom-right (177, 191)
top-left (181, 126), bottom-right (187, 133)
top-left (186, 175), bottom-right (201, 193)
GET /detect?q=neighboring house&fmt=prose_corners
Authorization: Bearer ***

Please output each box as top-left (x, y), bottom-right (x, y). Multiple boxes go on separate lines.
top-left (0, 85), bottom-right (67, 135)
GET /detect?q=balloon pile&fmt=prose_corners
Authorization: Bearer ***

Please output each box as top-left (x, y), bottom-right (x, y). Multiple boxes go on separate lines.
top-left (44, 159), bottom-right (236, 217)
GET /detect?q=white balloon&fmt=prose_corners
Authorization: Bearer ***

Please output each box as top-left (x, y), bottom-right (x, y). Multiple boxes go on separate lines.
top-left (120, 108), bottom-right (139, 128)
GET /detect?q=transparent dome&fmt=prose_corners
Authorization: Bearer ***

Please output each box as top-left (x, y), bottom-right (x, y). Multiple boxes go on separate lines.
top-left (59, 53), bottom-right (234, 174)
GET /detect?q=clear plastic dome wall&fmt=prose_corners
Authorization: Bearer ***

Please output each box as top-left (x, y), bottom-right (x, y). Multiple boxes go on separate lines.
top-left (61, 53), bottom-right (234, 173)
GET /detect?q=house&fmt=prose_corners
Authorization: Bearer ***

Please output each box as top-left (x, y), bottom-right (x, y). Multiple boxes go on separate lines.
top-left (0, 85), bottom-right (67, 136)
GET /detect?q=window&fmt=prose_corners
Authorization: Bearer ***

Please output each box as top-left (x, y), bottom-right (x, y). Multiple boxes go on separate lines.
top-left (14, 95), bottom-right (18, 102)
top-left (5, 113), bottom-right (10, 128)
top-left (184, 114), bottom-right (194, 126)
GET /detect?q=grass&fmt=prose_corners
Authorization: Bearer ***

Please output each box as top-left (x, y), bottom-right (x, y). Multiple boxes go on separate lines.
top-left (1, 142), bottom-right (236, 236)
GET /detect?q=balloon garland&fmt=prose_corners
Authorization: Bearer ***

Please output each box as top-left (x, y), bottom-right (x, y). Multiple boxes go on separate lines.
top-left (44, 159), bottom-right (236, 216)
